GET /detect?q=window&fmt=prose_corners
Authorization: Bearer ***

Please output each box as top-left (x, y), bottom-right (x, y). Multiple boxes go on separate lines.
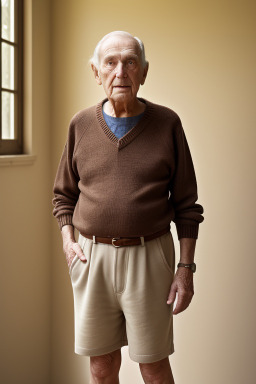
top-left (0, 0), bottom-right (23, 155)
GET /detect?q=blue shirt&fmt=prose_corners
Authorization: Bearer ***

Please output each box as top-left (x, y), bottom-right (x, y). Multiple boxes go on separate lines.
top-left (102, 108), bottom-right (144, 139)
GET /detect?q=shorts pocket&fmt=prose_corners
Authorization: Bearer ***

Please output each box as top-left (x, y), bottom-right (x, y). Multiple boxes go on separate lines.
top-left (69, 234), bottom-right (88, 276)
top-left (156, 233), bottom-right (175, 276)
top-left (69, 254), bottom-right (79, 274)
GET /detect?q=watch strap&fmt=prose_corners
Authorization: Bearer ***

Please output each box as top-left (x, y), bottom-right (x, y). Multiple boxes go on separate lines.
top-left (177, 262), bottom-right (196, 273)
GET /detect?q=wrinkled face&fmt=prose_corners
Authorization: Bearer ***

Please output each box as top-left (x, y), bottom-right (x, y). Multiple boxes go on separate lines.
top-left (94, 35), bottom-right (148, 103)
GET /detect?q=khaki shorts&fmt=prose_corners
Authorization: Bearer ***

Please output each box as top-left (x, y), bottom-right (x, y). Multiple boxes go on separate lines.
top-left (69, 231), bottom-right (175, 364)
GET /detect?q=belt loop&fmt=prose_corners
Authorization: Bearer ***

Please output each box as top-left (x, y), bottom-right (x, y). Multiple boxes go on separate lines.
top-left (93, 235), bottom-right (96, 244)
top-left (140, 236), bottom-right (145, 246)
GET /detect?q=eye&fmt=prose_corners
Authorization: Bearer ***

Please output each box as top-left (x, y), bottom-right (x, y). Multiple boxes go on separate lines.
top-left (105, 59), bottom-right (115, 67)
top-left (126, 59), bottom-right (137, 68)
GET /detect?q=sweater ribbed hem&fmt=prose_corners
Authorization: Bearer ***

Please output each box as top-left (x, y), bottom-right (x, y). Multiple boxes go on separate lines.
top-left (57, 214), bottom-right (73, 230)
top-left (176, 223), bottom-right (199, 239)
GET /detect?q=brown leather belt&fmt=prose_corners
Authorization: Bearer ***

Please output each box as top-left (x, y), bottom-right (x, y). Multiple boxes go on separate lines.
top-left (81, 226), bottom-right (170, 248)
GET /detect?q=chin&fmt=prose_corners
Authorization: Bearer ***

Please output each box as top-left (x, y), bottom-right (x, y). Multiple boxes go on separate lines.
top-left (111, 93), bottom-right (135, 103)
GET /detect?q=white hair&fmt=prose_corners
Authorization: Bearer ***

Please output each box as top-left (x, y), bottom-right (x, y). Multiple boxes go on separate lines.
top-left (89, 31), bottom-right (148, 69)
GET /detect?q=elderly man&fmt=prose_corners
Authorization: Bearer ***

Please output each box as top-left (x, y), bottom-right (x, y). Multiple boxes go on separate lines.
top-left (53, 31), bottom-right (204, 384)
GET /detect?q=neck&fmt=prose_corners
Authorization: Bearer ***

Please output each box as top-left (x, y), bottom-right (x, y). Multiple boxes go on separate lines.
top-left (104, 98), bottom-right (146, 117)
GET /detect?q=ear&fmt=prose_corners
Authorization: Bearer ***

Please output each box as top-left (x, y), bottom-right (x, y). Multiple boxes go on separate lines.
top-left (91, 63), bottom-right (102, 85)
top-left (140, 62), bottom-right (149, 85)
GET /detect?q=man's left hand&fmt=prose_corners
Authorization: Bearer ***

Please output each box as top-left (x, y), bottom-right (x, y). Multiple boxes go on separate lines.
top-left (167, 267), bottom-right (194, 315)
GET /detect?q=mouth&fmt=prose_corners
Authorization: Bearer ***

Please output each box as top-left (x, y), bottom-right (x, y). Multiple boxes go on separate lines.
top-left (113, 85), bottom-right (130, 89)
top-left (113, 86), bottom-right (131, 92)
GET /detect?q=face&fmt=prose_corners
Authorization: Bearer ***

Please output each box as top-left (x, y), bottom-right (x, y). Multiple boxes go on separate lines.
top-left (92, 35), bottom-right (148, 104)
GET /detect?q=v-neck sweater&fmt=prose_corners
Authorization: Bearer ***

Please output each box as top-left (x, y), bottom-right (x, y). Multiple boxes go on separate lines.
top-left (52, 98), bottom-right (204, 239)
top-left (102, 109), bottom-right (144, 139)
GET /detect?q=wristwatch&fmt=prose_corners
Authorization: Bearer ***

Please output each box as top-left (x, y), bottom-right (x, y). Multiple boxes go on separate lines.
top-left (177, 262), bottom-right (196, 273)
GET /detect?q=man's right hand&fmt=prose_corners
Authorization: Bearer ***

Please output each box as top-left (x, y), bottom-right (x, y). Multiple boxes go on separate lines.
top-left (61, 225), bottom-right (86, 268)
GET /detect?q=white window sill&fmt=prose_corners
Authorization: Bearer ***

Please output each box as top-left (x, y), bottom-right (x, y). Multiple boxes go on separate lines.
top-left (0, 154), bottom-right (37, 167)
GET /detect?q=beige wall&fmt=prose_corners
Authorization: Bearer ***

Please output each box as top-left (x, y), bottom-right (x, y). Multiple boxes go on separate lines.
top-left (0, 1), bottom-right (51, 383)
top-left (1, 0), bottom-right (255, 383)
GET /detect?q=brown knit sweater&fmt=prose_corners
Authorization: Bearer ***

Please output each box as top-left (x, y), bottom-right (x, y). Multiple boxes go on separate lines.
top-left (52, 98), bottom-right (204, 239)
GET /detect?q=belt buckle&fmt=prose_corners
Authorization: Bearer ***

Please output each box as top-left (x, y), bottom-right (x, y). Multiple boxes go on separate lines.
top-left (112, 237), bottom-right (121, 248)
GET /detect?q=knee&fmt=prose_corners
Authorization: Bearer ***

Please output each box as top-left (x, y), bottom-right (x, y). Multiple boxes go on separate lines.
top-left (139, 358), bottom-right (172, 384)
top-left (90, 350), bottom-right (121, 380)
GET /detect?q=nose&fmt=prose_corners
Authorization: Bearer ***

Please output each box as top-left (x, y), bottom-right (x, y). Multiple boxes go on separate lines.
top-left (115, 62), bottom-right (127, 78)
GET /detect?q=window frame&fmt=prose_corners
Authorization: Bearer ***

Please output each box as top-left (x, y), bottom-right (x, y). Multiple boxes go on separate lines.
top-left (0, 0), bottom-right (24, 155)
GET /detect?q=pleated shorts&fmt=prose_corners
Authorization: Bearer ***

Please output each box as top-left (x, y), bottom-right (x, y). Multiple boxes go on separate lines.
top-left (69, 230), bottom-right (175, 363)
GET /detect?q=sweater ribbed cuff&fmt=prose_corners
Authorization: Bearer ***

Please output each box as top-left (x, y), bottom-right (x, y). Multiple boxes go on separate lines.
top-left (175, 223), bottom-right (199, 240)
top-left (57, 214), bottom-right (73, 230)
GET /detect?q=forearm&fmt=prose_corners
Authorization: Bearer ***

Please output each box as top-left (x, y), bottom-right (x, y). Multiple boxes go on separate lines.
top-left (61, 224), bottom-right (75, 243)
top-left (179, 238), bottom-right (197, 264)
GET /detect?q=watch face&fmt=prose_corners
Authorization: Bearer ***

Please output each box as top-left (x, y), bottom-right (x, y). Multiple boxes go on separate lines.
top-left (177, 263), bottom-right (196, 272)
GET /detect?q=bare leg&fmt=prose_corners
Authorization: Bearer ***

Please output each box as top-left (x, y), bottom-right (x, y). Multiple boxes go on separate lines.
top-left (139, 357), bottom-right (175, 384)
top-left (90, 349), bottom-right (121, 384)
